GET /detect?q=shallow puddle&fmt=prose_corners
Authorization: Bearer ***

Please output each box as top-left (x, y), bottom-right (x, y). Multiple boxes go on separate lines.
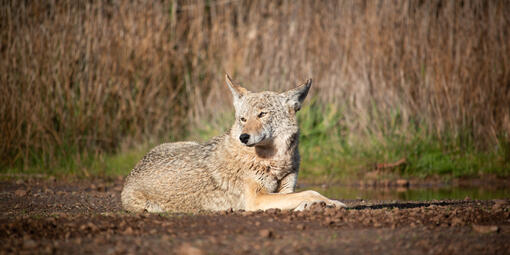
top-left (298, 185), bottom-right (510, 201)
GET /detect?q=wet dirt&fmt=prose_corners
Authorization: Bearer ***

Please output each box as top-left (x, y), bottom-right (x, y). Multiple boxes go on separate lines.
top-left (1, 178), bottom-right (509, 254)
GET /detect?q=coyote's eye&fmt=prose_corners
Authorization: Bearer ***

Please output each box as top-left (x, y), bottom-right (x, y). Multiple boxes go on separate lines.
top-left (257, 112), bottom-right (267, 118)
top-left (240, 117), bottom-right (247, 122)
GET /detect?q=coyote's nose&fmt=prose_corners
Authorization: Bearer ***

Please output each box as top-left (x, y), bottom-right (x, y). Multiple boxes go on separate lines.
top-left (239, 133), bottom-right (250, 144)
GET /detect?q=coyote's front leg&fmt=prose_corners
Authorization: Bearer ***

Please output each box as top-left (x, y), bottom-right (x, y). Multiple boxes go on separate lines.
top-left (244, 179), bottom-right (346, 211)
top-left (276, 172), bottom-right (298, 194)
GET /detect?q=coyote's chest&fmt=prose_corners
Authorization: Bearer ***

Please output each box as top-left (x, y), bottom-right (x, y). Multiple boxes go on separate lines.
top-left (248, 156), bottom-right (296, 192)
top-left (213, 133), bottom-right (299, 194)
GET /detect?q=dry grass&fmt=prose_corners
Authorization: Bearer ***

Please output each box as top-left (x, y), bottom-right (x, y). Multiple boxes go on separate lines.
top-left (1, 0), bottom-right (509, 170)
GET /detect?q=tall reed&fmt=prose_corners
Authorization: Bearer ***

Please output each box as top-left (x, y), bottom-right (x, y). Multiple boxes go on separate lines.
top-left (1, 0), bottom-right (509, 170)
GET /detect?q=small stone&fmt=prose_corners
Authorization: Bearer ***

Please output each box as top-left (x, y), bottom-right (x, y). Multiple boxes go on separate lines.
top-left (451, 217), bottom-right (464, 226)
top-left (123, 226), bottom-right (133, 235)
top-left (259, 229), bottom-right (273, 238)
top-left (472, 225), bottom-right (499, 234)
top-left (15, 189), bottom-right (27, 197)
top-left (324, 217), bottom-right (336, 225)
top-left (395, 179), bottom-right (409, 187)
top-left (176, 243), bottom-right (203, 255)
top-left (492, 199), bottom-right (507, 210)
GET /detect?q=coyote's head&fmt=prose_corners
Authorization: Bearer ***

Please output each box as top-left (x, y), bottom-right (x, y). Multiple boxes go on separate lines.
top-left (225, 74), bottom-right (311, 148)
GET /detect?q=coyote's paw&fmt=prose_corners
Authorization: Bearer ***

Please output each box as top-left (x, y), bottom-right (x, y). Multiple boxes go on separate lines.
top-left (294, 199), bottom-right (346, 211)
top-left (330, 199), bottom-right (347, 208)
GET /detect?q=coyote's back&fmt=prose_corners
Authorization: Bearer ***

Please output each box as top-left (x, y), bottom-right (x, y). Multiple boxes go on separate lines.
top-left (121, 74), bottom-right (345, 213)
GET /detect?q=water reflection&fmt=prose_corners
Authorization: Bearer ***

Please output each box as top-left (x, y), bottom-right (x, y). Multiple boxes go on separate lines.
top-left (297, 185), bottom-right (510, 201)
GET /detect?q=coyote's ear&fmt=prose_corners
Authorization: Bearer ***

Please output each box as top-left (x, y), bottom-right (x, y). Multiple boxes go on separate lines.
top-left (283, 79), bottom-right (312, 112)
top-left (225, 74), bottom-right (248, 101)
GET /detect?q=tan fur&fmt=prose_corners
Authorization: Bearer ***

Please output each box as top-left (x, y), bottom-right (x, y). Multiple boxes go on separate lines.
top-left (121, 74), bottom-right (346, 213)
top-left (243, 118), bottom-right (262, 135)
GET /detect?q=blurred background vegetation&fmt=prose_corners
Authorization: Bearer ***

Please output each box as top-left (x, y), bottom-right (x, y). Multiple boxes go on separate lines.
top-left (1, 0), bottom-right (509, 180)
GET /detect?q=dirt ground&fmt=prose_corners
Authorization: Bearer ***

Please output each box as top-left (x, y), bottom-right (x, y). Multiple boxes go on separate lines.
top-left (1, 177), bottom-right (509, 255)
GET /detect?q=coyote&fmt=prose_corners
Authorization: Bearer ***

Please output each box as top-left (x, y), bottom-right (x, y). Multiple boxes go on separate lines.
top-left (121, 74), bottom-right (346, 213)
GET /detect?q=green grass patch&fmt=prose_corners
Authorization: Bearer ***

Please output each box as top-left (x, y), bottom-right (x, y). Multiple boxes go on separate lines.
top-left (1, 144), bottom-right (151, 179)
top-left (296, 101), bottom-right (510, 181)
top-left (2, 102), bottom-right (508, 181)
